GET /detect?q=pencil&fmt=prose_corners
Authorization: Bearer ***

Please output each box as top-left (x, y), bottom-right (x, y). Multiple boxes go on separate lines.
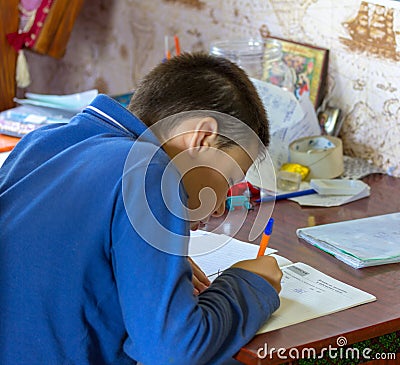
top-left (174, 35), bottom-right (181, 56)
top-left (257, 218), bottom-right (274, 257)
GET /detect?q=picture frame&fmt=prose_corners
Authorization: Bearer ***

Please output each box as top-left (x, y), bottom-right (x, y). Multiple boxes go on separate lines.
top-left (264, 36), bottom-right (329, 109)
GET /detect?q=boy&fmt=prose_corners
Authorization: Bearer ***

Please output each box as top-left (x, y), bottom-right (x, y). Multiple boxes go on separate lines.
top-left (0, 53), bottom-right (282, 365)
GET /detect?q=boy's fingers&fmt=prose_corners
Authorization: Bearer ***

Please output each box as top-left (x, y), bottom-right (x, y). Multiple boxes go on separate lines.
top-left (188, 257), bottom-right (211, 285)
top-left (192, 276), bottom-right (208, 295)
top-left (188, 257), bottom-right (211, 293)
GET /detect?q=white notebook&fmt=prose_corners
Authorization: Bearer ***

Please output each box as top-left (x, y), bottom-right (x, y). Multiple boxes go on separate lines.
top-left (190, 231), bottom-right (376, 333)
top-left (296, 212), bottom-right (400, 268)
top-left (257, 261), bottom-right (376, 333)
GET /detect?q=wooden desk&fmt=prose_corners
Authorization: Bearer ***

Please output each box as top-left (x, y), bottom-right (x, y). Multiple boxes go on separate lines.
top-left (209, 174), bottom-right (400, 364)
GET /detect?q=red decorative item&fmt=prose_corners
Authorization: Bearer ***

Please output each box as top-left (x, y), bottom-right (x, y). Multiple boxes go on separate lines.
top-left (227, 181), bottom-right (260, 198)
top-left (6, 0), bottom-right (54, 52)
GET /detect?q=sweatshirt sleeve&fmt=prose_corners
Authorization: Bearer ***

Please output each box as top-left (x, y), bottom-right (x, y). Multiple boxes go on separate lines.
top-left (111, 159), bottom-right (280, 365)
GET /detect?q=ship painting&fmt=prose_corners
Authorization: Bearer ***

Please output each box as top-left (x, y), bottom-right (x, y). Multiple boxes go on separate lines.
top-left (340, 1), bottom-right (399, 60)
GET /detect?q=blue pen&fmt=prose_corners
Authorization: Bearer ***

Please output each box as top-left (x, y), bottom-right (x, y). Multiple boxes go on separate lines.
top-left (257, 218), bottom-right (274, 257)
top-left (255, 188), bottom-right (316, 203)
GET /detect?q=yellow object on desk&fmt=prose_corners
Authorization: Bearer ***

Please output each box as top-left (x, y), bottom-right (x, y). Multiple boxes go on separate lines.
top-left (280, 163), bottom-right (309, 180)
top-left (277, 163), bottom-right (309, 191)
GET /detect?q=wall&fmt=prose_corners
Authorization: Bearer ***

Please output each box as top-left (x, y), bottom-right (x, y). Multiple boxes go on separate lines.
top-left (25, 0), bottom-right (400, 176)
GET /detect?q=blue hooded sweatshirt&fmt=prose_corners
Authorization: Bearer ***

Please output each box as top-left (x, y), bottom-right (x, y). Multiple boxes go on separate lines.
top-left (0, 95), bottom-right (279, 365)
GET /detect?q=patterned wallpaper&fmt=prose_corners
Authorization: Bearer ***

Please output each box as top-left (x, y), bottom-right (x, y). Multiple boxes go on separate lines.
top-left (25, 0), bottom-right (400, 176)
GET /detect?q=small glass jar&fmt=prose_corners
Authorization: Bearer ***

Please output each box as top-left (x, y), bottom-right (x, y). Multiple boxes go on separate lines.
top-left (262, 39), bottom-right (295, 92)
top-left (210, 39), bottom-right (265, 80)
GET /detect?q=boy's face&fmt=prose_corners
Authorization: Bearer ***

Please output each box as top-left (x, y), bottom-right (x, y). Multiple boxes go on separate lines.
top-left (160, 115), bottom-right (259, 231)
top-left (182, 145), bottom-right (255, 230)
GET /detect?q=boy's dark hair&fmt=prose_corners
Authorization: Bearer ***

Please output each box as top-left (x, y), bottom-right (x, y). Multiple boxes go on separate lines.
top-left (128, 52), bottom-right (269, 149)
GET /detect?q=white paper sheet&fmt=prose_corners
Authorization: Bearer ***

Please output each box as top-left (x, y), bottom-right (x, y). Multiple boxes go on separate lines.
top-left (289, 184), bottom-right (370, 207)
top-left (189, 230), bottom-right (277, 280)
top-left (257, 262), bottom-right (376, 333)
top-left (250, 79), bottom-right (321, 172)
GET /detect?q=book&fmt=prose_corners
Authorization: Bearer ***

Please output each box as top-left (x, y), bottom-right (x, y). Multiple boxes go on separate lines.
top-left (0, 105), bottom-right (72, 137)
top-left (296, 212), bottom-right (400, 268)
top-left (190, 231), bottom-right (376, 333)
top-left (1, 90), bottom-right (97, 138)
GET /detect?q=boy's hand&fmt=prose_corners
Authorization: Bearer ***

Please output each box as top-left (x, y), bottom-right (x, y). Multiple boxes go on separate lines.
top-left (188, 257), bottom-right (211, 295)
top-left (232, 256), bottom-right (283, 294)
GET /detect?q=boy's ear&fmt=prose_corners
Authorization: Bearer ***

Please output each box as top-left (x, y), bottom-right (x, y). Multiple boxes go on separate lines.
top-left (188, 117), bottom-right (218, 156)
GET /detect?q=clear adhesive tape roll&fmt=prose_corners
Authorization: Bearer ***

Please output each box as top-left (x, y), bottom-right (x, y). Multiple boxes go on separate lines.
top-left (289, 136), bottom-right (344, 180)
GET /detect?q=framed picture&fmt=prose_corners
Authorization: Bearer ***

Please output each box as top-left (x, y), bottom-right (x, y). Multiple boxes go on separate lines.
top-left (264, 36), bottom-right (329, 109)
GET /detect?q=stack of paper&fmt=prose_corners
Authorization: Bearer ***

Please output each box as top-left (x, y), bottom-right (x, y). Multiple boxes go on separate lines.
top-left (14, 89), bottom-right (98, 112)
top-left (297, 212), bottom-right (400, 268)
top-left (0, 90), bottom-right (97, 138)
top-left (0, 105), bottom-right (72, 137)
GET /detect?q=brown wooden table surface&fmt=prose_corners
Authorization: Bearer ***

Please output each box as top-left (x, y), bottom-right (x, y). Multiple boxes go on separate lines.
top-left (208, 174), bottom-right (400, 364)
